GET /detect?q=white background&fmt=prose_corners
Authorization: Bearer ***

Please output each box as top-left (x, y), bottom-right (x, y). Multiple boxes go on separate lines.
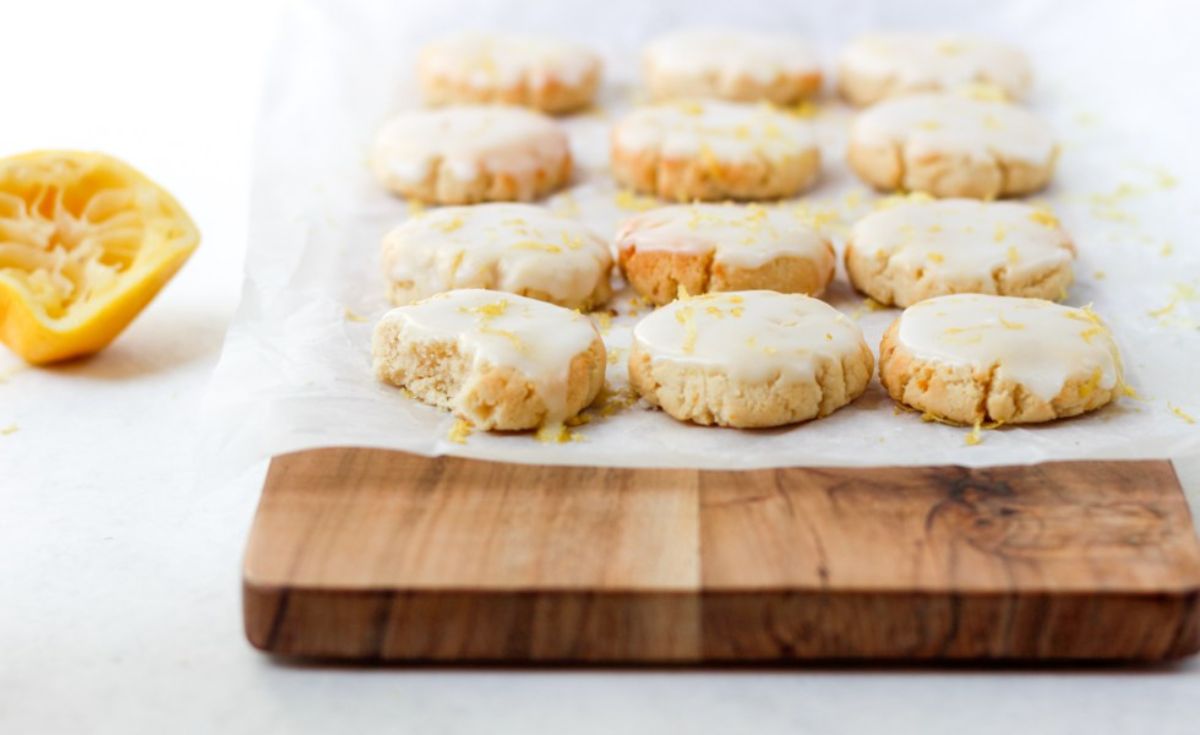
top-left (1, 1), bottom-right (1199, 733)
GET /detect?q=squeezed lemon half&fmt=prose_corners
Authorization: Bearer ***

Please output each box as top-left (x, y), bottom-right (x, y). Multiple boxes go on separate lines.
top-left (0, 150), bottom-right (198, 364)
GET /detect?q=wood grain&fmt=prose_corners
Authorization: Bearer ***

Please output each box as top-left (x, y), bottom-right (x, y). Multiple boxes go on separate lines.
top-left (243, 448), bottom-right (1200, 662)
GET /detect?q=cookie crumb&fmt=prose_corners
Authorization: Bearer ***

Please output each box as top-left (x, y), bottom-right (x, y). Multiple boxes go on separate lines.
top-left (447, 418), bottom-right (473, 444)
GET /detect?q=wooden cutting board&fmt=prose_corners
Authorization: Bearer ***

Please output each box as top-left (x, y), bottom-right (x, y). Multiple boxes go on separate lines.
top-left (243, 448), bottom-right (1200, 662)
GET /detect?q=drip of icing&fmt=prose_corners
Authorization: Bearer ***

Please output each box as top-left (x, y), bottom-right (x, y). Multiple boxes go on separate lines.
top-left (852, 199), bottom-right (1073, 285)
top-left (841, 32), bottom-right (1031, 99)
top-left (372, 106), bottom-right (567, 186)
top-left (646, 29), bottom-right (820, 86)
top-left (896, 294), bottom-right (1121, 401)
top-left (613, 100), bottom-right (815, 161)
top-left (616, 203), bottom-right (833, 271)
top-left (383, 203), bottom-right (611, 305)
top-left (632, 290), bottom-right (868, 383)
top-left (380, 289), bottom-right (599, 424)
top-left (420, 32), bottom-right (600, 88)
top-left (851, 93), bottom-right (1056, 165)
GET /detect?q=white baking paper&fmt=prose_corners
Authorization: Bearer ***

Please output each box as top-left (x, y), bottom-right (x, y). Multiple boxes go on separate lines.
top-left (203, 0), bottom-right (1200, 471)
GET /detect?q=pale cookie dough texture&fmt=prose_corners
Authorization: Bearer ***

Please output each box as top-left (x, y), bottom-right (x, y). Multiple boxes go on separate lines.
top-left (848, 93), bottom-right (1057, 199)
top-left (611, 100), bottom-right (820, 201)
top-left (879, 294), bottom-right (1123, 425)
top-left (616, 203), bottom-right (835, 305)
top-left (629, 291), bottom-right (874, 428)
top-left (371, 106), bottom-right (571, 204)
top-left (838, 32), bottom-right (1032, 106)
top-left (846, 199), bottom-right (1075, 307)
top-left (418, 32), bottom-right (602, 115)
top-left (372, 289), bottom-right (605, 431)
top-left (382, 203), bottom-right (612, 310)
top-left (644, 29), bottom-right (822, 105)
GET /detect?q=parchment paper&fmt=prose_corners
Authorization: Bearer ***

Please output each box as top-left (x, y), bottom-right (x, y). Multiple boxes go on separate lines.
top-left (204, 0), bottom-right (1200, 471)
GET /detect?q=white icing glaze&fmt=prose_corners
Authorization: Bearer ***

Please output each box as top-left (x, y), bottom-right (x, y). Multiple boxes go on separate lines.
top-left (372, 106), bottom-right (567, 187)
top-left (420, 32), bottom-right (600, 88)
top-left (632, 290), bottom-right (868, 383)
top-left (616, 203), bottom-right (833, 271)
top-left (852, 199), bottom-right (1073, 287)
top-left (841, 32), bottom-right (1031, 99)
top-left (896, 294), bottom-right (1121, 401)
top-left (851, 93), bottom-right (1056, 166)
top-left (382, 203), bottom-right (611, 306)
top-left (379, 289), bottom-right (600, 422)
top-left (645, 29), bottom-right (820, 87)
top-left (613, 101), bottom-right (816, 162)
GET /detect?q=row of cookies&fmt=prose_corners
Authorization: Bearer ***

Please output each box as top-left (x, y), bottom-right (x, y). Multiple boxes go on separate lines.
top-left (371, 94), bottom-right (1058, 204)
top-left (416, 30), bottom-right (1032, 112)
top-left (372, 288), bottom-right (1124, 433)
top-left (380, 198), bottom-right (1075, 313)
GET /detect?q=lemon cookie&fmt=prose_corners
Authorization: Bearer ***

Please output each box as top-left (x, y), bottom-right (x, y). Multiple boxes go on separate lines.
top-left (838, 32), bottom-right (1032, 106)
top-left (382, 204), bottom-right (612, 310)
top-left (611, 100), bottom-right (820, 201)
top-left (372, 289), bottom-right (605, 431)
top-left (846, 199), bottom-right (1074, 307)
top-left (629, 291), bottom-right (873, 428)
top-left (616, 204), bottom-right (835, 305)
top-left (371, 106), bottom-right (571, 204)
top-left (644, 29), bottom-right (822, 105)
top-left (418, 32), bottom-right (601, 114)
top-left (879, 294), bottom-right (1122, 425)
top-left (848, 93), bottom-right (1057, 199)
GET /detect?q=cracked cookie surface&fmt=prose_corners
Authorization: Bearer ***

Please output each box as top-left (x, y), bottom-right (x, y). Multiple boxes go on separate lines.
top-left (629, 290), bottom-right (873, 428)
top-left (879, 294), bottom-right (1123, 425)
top-left (847, 93), bottom-right (1056, 199)
top-left (846, 198), bottom-right (1074, 307)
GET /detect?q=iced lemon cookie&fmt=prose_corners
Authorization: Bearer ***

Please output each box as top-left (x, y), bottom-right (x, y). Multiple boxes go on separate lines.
top-left (372, 289), bottom-right (605, 431)
top-left (382, 204), bottom-right (612, 310)
top-left (644, 29), bottom-right (822, 105)
top-left (616, 204), bottom-right (835, 305)
top-left (629, 291), bottom-right (873, 428)
top-left (418, 32), bottom-right (601, 114)
top-left (848, 93), bottom-right (1057, 199)
top-left (838, 32), bottom-right (1032, 106)
top-left (371, 106), bottom-right (571, 204)
top-left (611, 100), bottom-right (820, 201)
top-left (846, 199), bottom-right (1074, 307)
top-left (879, 294), bottom-right (1123, 425)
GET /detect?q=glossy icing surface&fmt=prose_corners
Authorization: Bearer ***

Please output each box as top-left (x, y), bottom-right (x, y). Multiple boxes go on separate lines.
top-left (851, 93), bottom-right (1056, 164)
top-left (852, 199), bottom-right (1073, 286)
top-left (896, 294), bottom-right (1121, 400)
top-left (613, 100), bottom-right (815, 162)
top-left (632, 290), bottom-right (867, 383)
top-left (372, 106), bottom-right (567, 185)
top-left (617, 203), bottom-right (833, 270)
top-left (841, 32), bottom-right (1031, 99)
top-left (420, 32), bottom-right (600, 88)
top-left (646, 29), bottom-right (820, 85)
top-left (383, 203), bottom-right (611, 305)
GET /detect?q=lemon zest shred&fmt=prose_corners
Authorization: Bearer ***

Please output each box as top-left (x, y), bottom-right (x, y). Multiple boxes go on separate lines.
top-left (1169, 404), bottom-right (1197, 425)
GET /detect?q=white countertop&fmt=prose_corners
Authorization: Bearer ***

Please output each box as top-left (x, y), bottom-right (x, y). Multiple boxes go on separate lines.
top-left (2, 1), bottom-right (1198, 732)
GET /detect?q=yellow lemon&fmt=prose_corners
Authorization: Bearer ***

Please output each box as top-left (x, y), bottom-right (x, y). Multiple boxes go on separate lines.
top-left (0, 150), bottom-right (198, 364)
